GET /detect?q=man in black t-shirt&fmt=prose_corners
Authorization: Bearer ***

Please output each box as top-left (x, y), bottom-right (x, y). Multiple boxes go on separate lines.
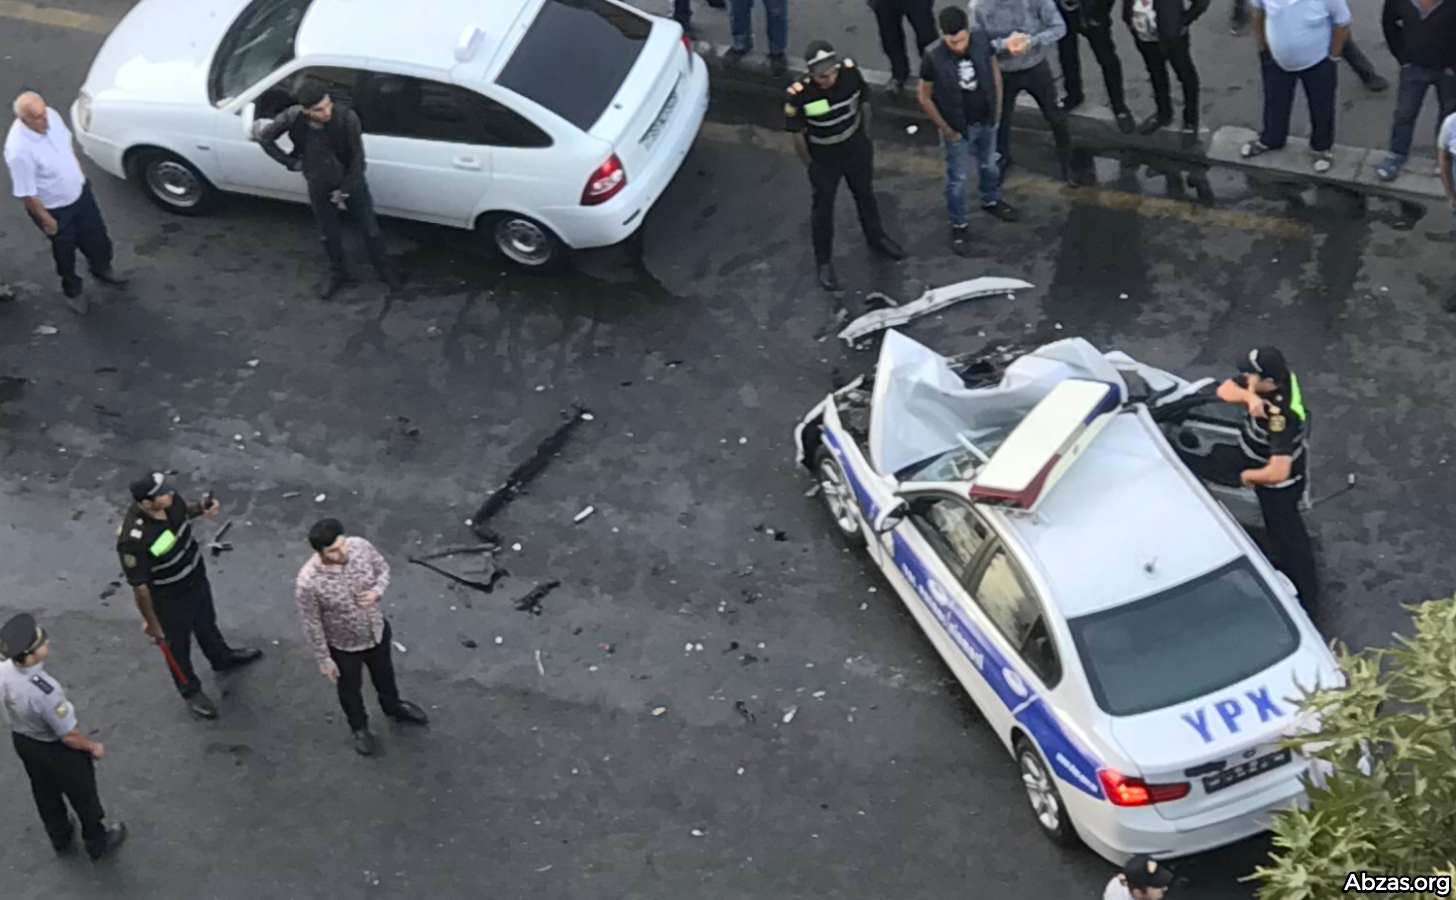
top-left (918, 6), bottom-right (1019, 257)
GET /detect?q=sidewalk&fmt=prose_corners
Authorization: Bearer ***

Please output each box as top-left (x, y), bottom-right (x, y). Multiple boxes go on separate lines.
top-left (648, 0), bottom-right (1452, 202)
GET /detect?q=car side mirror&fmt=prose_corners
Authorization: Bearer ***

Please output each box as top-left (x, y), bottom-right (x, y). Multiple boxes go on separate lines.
top-left (1275, 571), bottom-right (1298, 598)
top-left (241, 102), bottom-right (257, 139)
top-left (872, 499), bottom-right (907, 535)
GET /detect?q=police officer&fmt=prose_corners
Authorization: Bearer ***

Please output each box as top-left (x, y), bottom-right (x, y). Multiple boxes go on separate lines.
top-left (1, 613), bottom-right (127, 859)
top-left (1217, 346), bottom-right (1318, 604)
top-left (785, 40), bottom-right (906, 292)
top-left (116, 473), bottom-right (262, 719)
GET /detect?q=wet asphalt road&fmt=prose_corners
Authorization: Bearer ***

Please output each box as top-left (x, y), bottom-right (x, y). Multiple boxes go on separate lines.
top-left (3, 7), bottom-right (1456, 899)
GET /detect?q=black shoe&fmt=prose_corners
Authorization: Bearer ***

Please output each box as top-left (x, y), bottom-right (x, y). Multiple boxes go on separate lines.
top-left (869, 236), bottom-right (905, 261)
top-left (724, 47), bottom-right (748, 66)
top-left (768, 53), bottom-right (788, 77)
top-left (1363, 73), bottom-right (1390, 93)
top-left (1060, 94), bottom-right (1085, 112)
top-left (981, 201), bottom-right (1020, 222)
top-left (1138, 113), bottom-right (1173, 135)
top-left (1114, 110), bottom-right (1136, 134)
top-left (1062, 164), bottom-right (1083, 188)
top-left (213, 647), bottom-right (263, 672)
top-left (352, 728), bottom-right (378, 756)
top-left (817, 263), bottom-right (841, 292)
top-left (1180, 124), bottom-right (1200, 149)
top-left (185, 692), bottom-right (218, 720)
top-left (51, 816), bottom-right (76, 853)
top-left (86, 822), bottom-right (127, 860)
top-left (388, 700), bottom-right (430, 725)
top-left (91, 268), bottom-right (129, 286)
top-left (949, 225), bottom-right (970, 257)
top-left (320, 270), bottom-right (353, 299)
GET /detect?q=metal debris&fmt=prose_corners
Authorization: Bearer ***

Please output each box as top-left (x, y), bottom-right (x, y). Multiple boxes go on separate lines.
top-left (837, 276), bottom-right (1035, 345)
top-left (207, 521), bottom-right (235, 557)
top-left (513, 579), bottom-right (561, 615)
top-left (413, 543), bottom-right (497, 562)
top-left (408, 556), bottom-right (509, 593)
top-left (535, 649), bottom-right (545, 675)
top-left (470, 407), bottom-right (592, 541)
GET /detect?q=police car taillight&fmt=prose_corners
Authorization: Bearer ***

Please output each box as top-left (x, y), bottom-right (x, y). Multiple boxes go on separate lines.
top-left (1097, 768), bottom-right (1191, 806)
top-left (582, 155), bottom-right (627, 206)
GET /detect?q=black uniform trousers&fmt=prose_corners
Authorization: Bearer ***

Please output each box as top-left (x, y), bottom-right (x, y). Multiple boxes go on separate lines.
top-left (39, 183), bottom-right (113, 296)
top-left (998, 61), bottom-right (1075, 175)
top-left (808, 138), bottom-right (887, 266)
top-left (1058, 5), bottom-right (1129, 112)
top-left (872, 0), bottom-right (937, 83)
top-left (13, 732), bottom-right (105, 848)
top-left (154, 571), bottom-right (232, 698)
top-left (1256, 483), bottom-right (1319, 606)
top-left (1134, 34), bottom-right (1200, 127)
top-left (329, 621), bottom-right (403, 731)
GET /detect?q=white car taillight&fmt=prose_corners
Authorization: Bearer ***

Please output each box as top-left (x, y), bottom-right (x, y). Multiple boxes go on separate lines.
top-left (581, 154), bottom-right (626, 206)
top-left (75, 92), bottom-right (92, 132)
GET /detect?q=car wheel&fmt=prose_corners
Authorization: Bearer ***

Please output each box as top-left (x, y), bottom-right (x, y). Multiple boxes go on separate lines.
top-left (128, 149), bottom-right (217, 215)
top-left (486, 213), bottom-right (566, 272)
top-left (1016, 738), bottom-right (1077, 847)
top-left (813, 445), bottom-right (866, 548)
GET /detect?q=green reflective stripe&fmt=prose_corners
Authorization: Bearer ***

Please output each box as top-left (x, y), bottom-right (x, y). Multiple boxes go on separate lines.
top-left (1288, 374), bottom-right (1306, 420)
top-left (803, 98), bottom-right (832, 116)
top-left (149, 530), bottom-right (178, 557)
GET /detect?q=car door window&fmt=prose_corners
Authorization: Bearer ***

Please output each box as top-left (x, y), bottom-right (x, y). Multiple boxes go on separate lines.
top-left (257, 67), bottom-right (360, 119)
top-left (971, 546), bottom-right (1061, 686)
top-left (209, 0), bottom-right (314, 105)
top-left (906, 497), bottom-right (990, 579)
top-left (356, 75), bottom-right (550, 148)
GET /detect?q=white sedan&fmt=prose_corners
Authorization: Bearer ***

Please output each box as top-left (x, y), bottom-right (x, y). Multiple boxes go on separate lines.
top-left (794, 325), bottom-right (1339, 863)
top-left (70, 0), bottom-right (709, 270)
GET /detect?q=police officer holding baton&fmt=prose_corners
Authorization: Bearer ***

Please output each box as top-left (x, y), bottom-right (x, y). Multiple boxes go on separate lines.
top-left (1, 613), bottom-right (127, 859)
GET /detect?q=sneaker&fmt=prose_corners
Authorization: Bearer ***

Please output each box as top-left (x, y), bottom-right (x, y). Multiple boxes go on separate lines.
top-left (1138, 113), bottom-right (1172, 136)
top-left (950, 225), bottom-right (970, 257)
top-left (1312, 152), bottom-right (1334, 173)
top-left (981, 201), bottom-right (1020, 222)
top-left (185, 692), bottom-right (219, 720)
top-left (387, 700), bottom-right (430, 725)
top-left (817, 263), bottom-right (841, 292)
top-left (352, 728), bottom-right (378, 756)
top-left (1180, 124), bottom-right (1199, 149)
top-left (768, 53), bottom-right (788, 77)
top-left (212, 646), bottom-right (263, 671)
top-left (1241, 139), bottom-right (1272, 158)
top-left (869, 236), bottom-right (905, 261)
top-left (1375, 155), bottom-right (1403, 181)
top-left (1114, 110), bottom-right (1136, 134)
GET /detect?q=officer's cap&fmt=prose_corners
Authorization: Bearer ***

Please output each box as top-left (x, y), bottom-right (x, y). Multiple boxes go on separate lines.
top-left (0, 613), bottom-right (46, 662)
top-left (1122, 855), bottom-right (1175, 890)
top-left (805, 40), bottom-right (840, 75)
top-left (129, 472), bottom-right (166, 503)
top-left (1238, 346), bottom-right (1290, 383)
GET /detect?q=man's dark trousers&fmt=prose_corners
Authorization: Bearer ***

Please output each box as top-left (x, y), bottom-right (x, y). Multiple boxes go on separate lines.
top-left (153, 572), bottom-right (231, 698)
top-left (808, 140), bottom-right (888, 266)
top-left (998, 61), bottom-right (1075, 174)
top-left (1388, 65), bottom-right (1456, 160)
top-left (1058, 4), bottom-right (1128, 112)
top-left (329, 621), bottom-right (404, 731)
top-left (1259, 54), bottom-right (1337, 152)
top-left (872, 0), bottom-right (937, 83)
top-left (309, 181), bottom-right (392, 278)
top-left (1136, 34), bottom-right (1200, 126)
top-left (13, 733), bottom-right (106, 849)
top-left (42, 183), bottom-right (113, 296)
top-left (1256, 484), bottom-right (1319, 605)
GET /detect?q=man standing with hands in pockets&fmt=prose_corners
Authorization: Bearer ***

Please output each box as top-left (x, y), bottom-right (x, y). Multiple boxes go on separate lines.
top-left (296, 519), bottom-right (428, 756)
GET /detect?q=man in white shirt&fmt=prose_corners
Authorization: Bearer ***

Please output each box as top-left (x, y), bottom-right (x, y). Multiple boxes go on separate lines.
top-left (1103, 854), bottom-right (1176, 900)
top-left (4, 91), bottom-right (127, 315)
top-left (1440, 112), bottom-right (1456, 312)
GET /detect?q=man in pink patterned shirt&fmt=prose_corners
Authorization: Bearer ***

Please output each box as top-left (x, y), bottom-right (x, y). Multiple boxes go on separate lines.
top-left (296, 519), bottom-right (427, 756)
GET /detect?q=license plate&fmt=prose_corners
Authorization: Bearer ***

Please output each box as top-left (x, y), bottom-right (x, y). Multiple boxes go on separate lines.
top-left (1202, 748), bottom-right (1292, 794)
top-left (642, 79), bottom-right (681, 147)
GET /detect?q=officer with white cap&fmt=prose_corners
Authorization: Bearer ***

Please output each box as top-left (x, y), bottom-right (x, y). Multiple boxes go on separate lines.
top-left (0, 613), bottom-right (126, 859)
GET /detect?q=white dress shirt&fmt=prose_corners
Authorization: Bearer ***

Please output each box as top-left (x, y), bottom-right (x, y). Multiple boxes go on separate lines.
top-left (4, 108), bottom-right (86, 210)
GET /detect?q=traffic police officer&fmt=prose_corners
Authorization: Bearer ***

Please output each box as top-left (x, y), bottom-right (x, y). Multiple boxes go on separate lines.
top-left (116, 473), bottom-right (262, 719)
top-left (1217, 346), bottom-right (1318, 604)
top-left (785, 40), bottom-right (906, 292)
top-left (1, 613), bottom-right (127, 859)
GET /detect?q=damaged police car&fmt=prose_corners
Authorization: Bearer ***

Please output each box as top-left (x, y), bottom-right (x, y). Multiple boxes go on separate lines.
top-left (794, 329), bottom-right (1339, 863)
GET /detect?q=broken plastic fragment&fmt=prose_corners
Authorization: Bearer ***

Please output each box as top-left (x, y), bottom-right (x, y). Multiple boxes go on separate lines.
top-left (247, 359), bottom-right (260, 367)
top-left (581, 413), bottom-right (594, 421)
top-left (315, 494), bottom-right (327, 503)
top-left (33, 325), bottom-right (58, 336)
top-left (573, 505), bottom-right (595, 523)
top-left (782, 706), bottom-right (798, 724)
top-left (512, 542), bottom-right (523, 552)
top-left (392, 640), bottom-right (407, 653)
top-left (652, 706), bottom-right (667, 717)
top-left (838, 277), bottom-right (1034, 344)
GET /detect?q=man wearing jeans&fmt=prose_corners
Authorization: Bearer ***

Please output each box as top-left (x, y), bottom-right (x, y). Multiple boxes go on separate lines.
top-left (1241, 0), bottom-right (1350, 172)
top-left (1374, 0), bottom-right (1456, 181)
top-left (1439, 112), bottom-right (1456, 311)
top-left (255, 79), bottom-right (404, 299)
top-left (725, 0), bottom-right (789, 75)
top-left (918, 6), bottom-right (1018, 256)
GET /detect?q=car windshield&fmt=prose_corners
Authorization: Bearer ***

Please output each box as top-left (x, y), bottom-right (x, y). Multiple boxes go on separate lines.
top-left (894, 427), bottom-right (1015, 481)
top-left (209, 0), bottom-right (315, 106)
top-left (1068, 559), bottom-right (1301, 716)
top-left (496, 0), bottom-right (651, 131)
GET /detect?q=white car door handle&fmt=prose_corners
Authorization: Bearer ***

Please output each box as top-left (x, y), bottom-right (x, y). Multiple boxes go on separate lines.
top-left (452, 156), bottom-right (482, 171)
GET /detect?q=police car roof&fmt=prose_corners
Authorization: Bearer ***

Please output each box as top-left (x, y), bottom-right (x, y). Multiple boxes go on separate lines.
top-left (297, 0), bottom-right (544, 73)
top-left (992, 411), bottom-right (1244, 619)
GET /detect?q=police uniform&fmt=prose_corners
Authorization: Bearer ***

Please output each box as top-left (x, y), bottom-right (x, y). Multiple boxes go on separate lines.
top-left (0, 614), bottom-right (121, 857)
top-left (116, 474), bottom-right (259, 710)
top-left (1236, 351), bottom-right (1318, 605)
top-left (785, 42), bottom-right (902, 287)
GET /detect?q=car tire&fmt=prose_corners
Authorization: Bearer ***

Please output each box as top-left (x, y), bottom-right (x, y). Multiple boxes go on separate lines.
top-left (485, 213), bottom-right (567, 273)
top-left (1015, 737), bottom-right (1078, 847)
top-left (813, 444), bottom-right (866, 548)
top-left (127, 149), bottom-right (218, 215)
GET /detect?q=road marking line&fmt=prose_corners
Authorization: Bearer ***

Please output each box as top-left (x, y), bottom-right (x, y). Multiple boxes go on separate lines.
top-left (0, 0), bottom-right (116, 34)
top-left (699, 120), bottom-right (1313, 240)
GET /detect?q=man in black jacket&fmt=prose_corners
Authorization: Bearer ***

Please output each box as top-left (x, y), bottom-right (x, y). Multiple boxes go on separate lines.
top-left (255, 79), bottom-right (403, 299)
top-left (1057, 0), bottom-right (1136, 133)
top-left (1374, 0), bottom-right (1456, 181)
top-left (1123, 0), bottom-right (1208, 145)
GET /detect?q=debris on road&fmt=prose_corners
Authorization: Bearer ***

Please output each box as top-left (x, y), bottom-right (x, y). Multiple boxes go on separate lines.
top-left (652, 706), bottom-right (667, 717)
top-left (414, 543), bottom-right (497, 562)
top-left (247, 359), bottom-right (260, 367)
top-left (314, 493), bottom-right (327, 503)
top-left (734, 700), bottom-right (755, 723)
top-left (511, 542), bottom-right (523, 552)
top-left (408, 556), bottom-right (509, 593)
top-left (782, 705), bottom-right (799, 724)
top-left (469, 407), bottom-right (592, 542)
top-left (573, 505), bottom-right (596, 523)
top-left (281, 491), bottom-right (301, 499)
top-left (535, 649), bottom-right (545, 675)
top-left (598, 642), bottom-right (615, 654)
top-left (837, 276), bottom-right (1034, 345)
top-left (804, 483), bottom-right (821, 498)
top-left (513, 579), bottom-right (561, 615)
top-left (33, 325), bottom-right (58, 336)
top-left (495, 636), bottom-right (504, 645)
top-left (690, 829), bottom-right (706, 837)
top-left (207, 521), bottom-right (234, 557)
top-left (99, 581), bottom-right (121, 600)
top-left (459, 636), bottom-right (479, 649)
top-left (392, 640), bottom-right (407, 653)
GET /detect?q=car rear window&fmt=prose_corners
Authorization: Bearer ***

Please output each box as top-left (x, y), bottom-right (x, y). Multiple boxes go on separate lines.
top-left (1068, 559), bottom-right (1300, 716)
top-left (210, 0), bottom-right (315, 105)
top-left (496, 0), bottom-right (651, 131)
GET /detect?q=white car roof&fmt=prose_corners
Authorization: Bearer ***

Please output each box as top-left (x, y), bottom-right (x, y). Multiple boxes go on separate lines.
top-left (994, 411), bottom-right (1244, 619)
top-left (296, 0), bottom-right (542, 73)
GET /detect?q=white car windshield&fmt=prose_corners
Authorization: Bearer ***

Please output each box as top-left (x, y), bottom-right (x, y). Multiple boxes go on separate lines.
top-left (1068, 559), bottom-right (1301, 716)
top-left (209, 0), bottom-right (315, 106)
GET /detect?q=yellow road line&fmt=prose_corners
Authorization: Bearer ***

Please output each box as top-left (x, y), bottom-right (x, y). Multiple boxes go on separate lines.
top-left (0, 0), bottom-right (116, 34)
top-left (699, 120), bottom-right (1314, 240)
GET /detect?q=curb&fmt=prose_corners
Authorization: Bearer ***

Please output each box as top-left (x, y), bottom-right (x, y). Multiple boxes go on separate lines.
top-left (697, 41), bottom-right (1448, 206)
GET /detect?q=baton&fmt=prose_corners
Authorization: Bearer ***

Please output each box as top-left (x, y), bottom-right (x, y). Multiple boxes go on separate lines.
top-left (158, 641), bottom-right (187, 685)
